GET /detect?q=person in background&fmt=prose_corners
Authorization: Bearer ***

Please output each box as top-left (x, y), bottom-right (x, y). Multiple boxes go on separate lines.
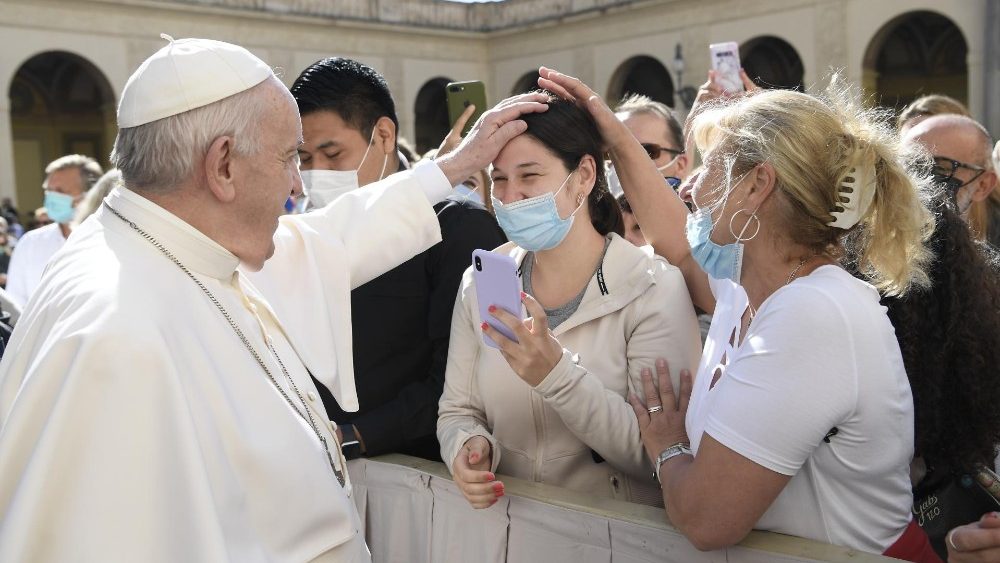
top-left (438, 93), bottom-right (701, 509)
top-left (0, 217), bottom-right (12, 287)
top-left (291, 57), bottom-right (507, 462)
top-left (26, 207), bottom-right (51, 231)
top-left (983, 141), bottom-right (1000, 248)
top-left (613, 95), bottom-right (711, 343)
top-left (1, 199), bottom-right (22, 240)
top-left (540, 66), bottom-right (939, 561)
top-left (873, 186), bottom-right (1000, 559)
top-left (74, 169), bottom-right (122, 225)
top-left (615, 94), bottom-right (690, 189)
top-left (898, 94), bottom-right (970, 134)
top-left (903, 115), bottom-right (998, 247)
top-left (895, 96), bottom-right (1000, 249)
top-left (6, 154), bottom-right (102, 308)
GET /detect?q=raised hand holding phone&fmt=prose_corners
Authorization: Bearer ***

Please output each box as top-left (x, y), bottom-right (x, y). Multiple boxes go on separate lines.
top-left (709, 42), bottom-right (745, 94)
top-left (447, 81), bottom-right (488, 137)
top-left (473, 249), bottom-right (523, 349)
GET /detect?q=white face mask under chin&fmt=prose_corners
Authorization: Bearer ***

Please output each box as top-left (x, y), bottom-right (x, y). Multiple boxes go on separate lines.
top-left (299, 128), bottom-right (389, 209)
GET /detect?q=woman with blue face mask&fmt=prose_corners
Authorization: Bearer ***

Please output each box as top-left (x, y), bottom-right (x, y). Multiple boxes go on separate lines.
top-left (539, 69), bottom-right (942, 561)
top-left (438, 94), bottom-right (702, 510)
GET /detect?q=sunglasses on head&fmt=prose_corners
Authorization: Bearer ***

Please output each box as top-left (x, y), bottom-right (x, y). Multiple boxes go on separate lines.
top-left (641, 143), bottom-right (684, 161)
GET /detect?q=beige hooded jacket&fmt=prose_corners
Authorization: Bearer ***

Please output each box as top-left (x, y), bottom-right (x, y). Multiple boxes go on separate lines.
top-left (438, 234), bottom-right (701, 505)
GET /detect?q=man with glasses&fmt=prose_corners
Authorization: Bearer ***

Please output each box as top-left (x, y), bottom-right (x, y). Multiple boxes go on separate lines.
top-left (903, 114), bottom-right (997, 223)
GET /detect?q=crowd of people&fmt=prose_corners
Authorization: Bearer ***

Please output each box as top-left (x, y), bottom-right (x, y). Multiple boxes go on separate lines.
top-left (0, 34), bottom-right (998, 563)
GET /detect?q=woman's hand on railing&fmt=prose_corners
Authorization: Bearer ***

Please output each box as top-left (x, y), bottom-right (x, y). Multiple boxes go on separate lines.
top-left (453, 436), bottom-right (504, 509)
top-left (628, 359), bottom-right (693, 464)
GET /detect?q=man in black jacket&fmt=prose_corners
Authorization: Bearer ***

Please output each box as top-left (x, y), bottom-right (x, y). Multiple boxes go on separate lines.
top-left (291, 58), bottom-right (505, 461)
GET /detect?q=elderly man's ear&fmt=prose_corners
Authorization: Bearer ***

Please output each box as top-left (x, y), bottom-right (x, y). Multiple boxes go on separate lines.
top-left (204, 136), bottom-right (238, 203)
top-left (971, 170), bottom-right (998, 202)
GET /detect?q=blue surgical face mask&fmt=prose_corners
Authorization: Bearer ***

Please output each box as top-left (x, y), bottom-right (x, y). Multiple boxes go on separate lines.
top-left (684, 168), bottom-right (757, 284)
top-left (492, 171), bottom-right (583, 252)
top-left (685, 207), bottom-right (744, 283)
top-left (44, 191), bottom-right (76, 224)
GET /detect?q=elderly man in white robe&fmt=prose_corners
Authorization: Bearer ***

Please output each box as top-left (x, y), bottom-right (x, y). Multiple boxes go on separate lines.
top-left (0, 36), bottom-right (546, 562)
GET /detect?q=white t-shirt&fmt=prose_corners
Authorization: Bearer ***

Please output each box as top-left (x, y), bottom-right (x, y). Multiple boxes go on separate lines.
top-left (685, 266), bottom-right (913, 554)
top-left (6, 223), bottom-right (67, 308)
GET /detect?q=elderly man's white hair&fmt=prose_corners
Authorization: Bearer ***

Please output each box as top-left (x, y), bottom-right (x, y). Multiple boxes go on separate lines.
top-left (111, 77), bottom-right (278, 191)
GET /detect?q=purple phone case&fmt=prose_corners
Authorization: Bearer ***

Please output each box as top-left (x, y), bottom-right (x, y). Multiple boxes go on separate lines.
top-left (472, 249), bottom-right (522, 349)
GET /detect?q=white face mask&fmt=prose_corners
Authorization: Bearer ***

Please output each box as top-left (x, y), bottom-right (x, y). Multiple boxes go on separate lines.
top-left (299, 127), bottom-right (388, 209)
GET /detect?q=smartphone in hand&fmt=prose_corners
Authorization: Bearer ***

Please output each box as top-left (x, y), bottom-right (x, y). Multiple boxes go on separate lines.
top-left (709, 42), bottom-right (745, 94)
top-left (446, 81), bottom-right (488, 137)
top-left (472, 249), bottom-right (522, 349)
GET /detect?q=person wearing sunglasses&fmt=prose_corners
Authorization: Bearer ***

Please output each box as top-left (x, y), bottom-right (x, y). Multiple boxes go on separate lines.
top-left (615, 94), bottom-right (689, 190)
top-left (611, 95), bottom-right (690, 247)
top-left (903, 114), bottom-right (997, 225)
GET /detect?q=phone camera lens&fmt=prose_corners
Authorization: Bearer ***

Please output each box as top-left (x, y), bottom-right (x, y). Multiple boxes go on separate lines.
top-left (449, 86), bottom-right (460, 92)
top-left (474, 256), bottom-right (482, 271)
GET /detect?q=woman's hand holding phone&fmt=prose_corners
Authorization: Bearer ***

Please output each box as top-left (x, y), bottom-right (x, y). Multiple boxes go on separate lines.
top-left (482, 292), bottom-right (564, 388)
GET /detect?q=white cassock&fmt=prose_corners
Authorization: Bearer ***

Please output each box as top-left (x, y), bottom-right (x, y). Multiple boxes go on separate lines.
top-left (0, 160), bottom-right (452, 562)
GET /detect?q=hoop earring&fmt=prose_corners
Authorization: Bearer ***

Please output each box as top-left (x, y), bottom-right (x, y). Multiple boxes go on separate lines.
top-left (729, 209), bottom-right (761, 242)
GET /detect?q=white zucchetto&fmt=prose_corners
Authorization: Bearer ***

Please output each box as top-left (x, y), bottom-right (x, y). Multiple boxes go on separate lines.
top-left (117, 34), bottom-right (273, 128)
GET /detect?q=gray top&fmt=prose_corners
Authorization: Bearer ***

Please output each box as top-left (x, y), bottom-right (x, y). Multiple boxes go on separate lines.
top-left (522, 237), bottom-right (611, 330)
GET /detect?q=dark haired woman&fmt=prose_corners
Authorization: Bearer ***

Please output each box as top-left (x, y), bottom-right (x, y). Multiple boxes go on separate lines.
top-left (437, 94), bottom-right (702, 508)
top-left (880, 191), bottom-right (1000, 558)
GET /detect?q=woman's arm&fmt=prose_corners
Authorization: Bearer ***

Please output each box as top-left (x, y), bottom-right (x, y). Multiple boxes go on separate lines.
top-left (537, 67), bottom-right (715, 313)
top-left (438, 274), bottom-right (507, 509)
top-left (530, 261), bottom-right (702, 480)
top-left (437, 273), bottom-right (500, 473)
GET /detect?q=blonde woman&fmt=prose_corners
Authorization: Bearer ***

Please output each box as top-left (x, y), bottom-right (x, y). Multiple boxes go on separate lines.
top-left (539, 68), bottom-right (939, 562)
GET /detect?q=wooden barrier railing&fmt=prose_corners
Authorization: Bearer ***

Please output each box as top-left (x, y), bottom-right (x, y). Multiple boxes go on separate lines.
top-left (347, 455), bottom-right (898, 563)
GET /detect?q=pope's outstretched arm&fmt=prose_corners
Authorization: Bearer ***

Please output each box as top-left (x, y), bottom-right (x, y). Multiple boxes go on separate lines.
top-left (244, 94), bottom-right (549, 413)
top-left (260, 92), bottom-right (550, 287)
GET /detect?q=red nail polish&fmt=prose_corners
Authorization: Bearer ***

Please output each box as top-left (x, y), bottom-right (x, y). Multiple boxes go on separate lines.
top-left (487, 473), bottom-right (495, 481)
top-left (481, 322), bottom-right (488, 330)
top-left (520, 291), bottom-right (527, 300)
top-left (496, 491), bottom-right (505, 498)
top-left (488, 305), bottom-right (496, 313)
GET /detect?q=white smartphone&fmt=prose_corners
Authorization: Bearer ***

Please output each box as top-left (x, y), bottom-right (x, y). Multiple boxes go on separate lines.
top-left (472, 249), bottom-right (523, 349)
top-left (710, 41), bottom-right (744, 94)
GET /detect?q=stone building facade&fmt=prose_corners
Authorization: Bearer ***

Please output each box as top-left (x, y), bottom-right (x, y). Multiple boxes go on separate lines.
top-left (1, 0), bottom-right (996, 212)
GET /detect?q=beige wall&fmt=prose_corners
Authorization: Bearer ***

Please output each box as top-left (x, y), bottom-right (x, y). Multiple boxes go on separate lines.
top-left (0, 0), bottom-right (992, 206)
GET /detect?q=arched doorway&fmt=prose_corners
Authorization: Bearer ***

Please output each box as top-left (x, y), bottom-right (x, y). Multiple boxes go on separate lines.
top-left (8, 51), bottom-right (114, 217)
top-left (414, 77), bottom-right (453, 155)
top-left (607, 56), bottom-right (675, 107)
top-left (863, 11), bottom-right (968, 111)
top-left (741, 36), bottom-right (805, 90)
top-left (511, 71), bottom-right (541, 95)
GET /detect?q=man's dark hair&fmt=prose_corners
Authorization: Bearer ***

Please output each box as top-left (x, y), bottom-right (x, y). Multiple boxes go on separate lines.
top-left (291, 57), bottom-right (398, 142)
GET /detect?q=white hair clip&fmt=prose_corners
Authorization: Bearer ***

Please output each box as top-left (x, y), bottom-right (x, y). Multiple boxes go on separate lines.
top-left (828, 160), bottom-right (876, 229)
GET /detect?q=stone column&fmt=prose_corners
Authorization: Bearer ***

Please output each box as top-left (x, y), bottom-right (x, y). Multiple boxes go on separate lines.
top-left (0, 96), bottom-right (16, 204)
